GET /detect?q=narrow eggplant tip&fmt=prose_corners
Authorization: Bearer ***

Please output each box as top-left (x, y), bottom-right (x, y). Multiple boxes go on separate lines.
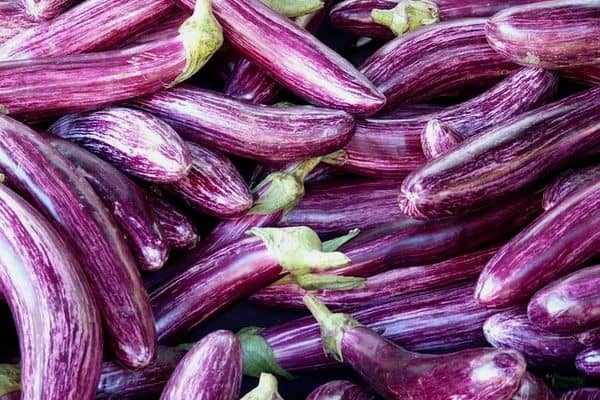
top-left (139, 244), bottom-right (169, 271)
top-left (397, 190), bottom-right (428, 220)
top-left (116, 340), bottom-right (157, 369)
top-left (354, 90), bottom-right (387, 117)
top-left (0, 364), bottom-right (20, 396)
top-left (421, 119), bottom-right (462, 160)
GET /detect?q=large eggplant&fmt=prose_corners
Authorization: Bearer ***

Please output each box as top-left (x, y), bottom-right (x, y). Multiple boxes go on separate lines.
top-left (543, 164), bottom-right (600, 210)
top-left (241, 373), bottom-right (283, 400)
top-left (0, 115), bottom-right (156, 367)
top-left (148, 193), bottom-right (199, 250)
top-left (576, 348), bottom-right (600, 377)
top-left (476, 178), bottom-right (600, 308)
top-left (561, 389), bottom-right (600, 400)
top-left (486, 0), bottom-right (600, 69)
top-left (306, 380), bottom-right (375, 400)
top-left (304, 295), bottom-right (527, 400)
top-left (0, 184), bottom-right (103, 400)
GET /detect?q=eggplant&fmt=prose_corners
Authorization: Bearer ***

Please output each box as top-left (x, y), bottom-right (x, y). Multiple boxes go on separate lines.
top-left (306, 380), bottom-right (375, 400)
top-left (20, 0), bottom-right (74, 20)
top-left (160, 331), bottom-right (242, 400)
top-left (360, 18), bottom-right (518, 109)
top-left (400, 85), bottom-right (600, 220)
top-left (0, 0), bottom-right (174, 60)
top-left (512, 373), bottom-right (556, 400)
top-left (240, 283), bottom-right (518, 376)
top-left (241, 373), bottom-right (283, 400)
top-left (0, 184), bottom-right (103, 400)
top-left (382, 103), bottom-right (447, 119)
top-left (0, 115), bottom-right (155, 368)
top-left (561, 66), bottom-right (600, 86)
top-left (486, 0), bottom-right (600, 69)
top-left (131, 85), bottom-right (355, 163)
top-left (576, 348), bottom-right (600, 377)
top-left (148, 194), bottom-right (199, 250)
top-left (48, 137), bottom-right (169, 271)
top-left (475, 177), bottom-right (600, 308)
top-left (561, 389), bottom-right (600, 400)
top-left (0, 2), bottom-right (36, 43)
top-left (124, 9), bottom-right (188, 46)
top-left (338, 67), bottom-right (557, 177)
top-left (251, 246), bottom-right (498, 310)
top-left (0, 0), bottom-right (222, 120)
top-left (167, 141), bottom-right (252, 218)
top-left (175, 0), bottom-right (385, 116)
top-left (543, 164), bottom-right (600, 210)
top-left (421, 119), bottom-right (461, 159)
top-left (304, 295), bottom-right (527, 400)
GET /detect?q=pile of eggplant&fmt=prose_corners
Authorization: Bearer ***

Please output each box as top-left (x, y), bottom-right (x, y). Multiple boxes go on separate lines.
top-left (0, 0), bottom-right (598, 399)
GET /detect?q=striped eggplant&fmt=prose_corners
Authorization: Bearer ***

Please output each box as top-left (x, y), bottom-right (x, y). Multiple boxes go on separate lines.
top-left (476, 178), bottom-right (600, 308)
top-left (19, 0), bottom-right (74, 20)
top-left (240, 283), bottom-right (518, 377)
top-left (49, 137), bottom-right (169, 271)
top-left (304, 295), bottom-right (527, 400)
top-left (543, 164), bottom-right (600, 210)
top-left (561, 66), bottom-right (600, 85)
top-left (0, 115), bottom-right (155, 368)
top-left (50, 107), bottom-right (191, 183)
top-left (160, 331), bottom-right (242, 400)
top-left (382, 103), bottom-right (446, 118)
top-left (512, 373), bottom-right (556, 400)
top-left (148, 194), bottom-right (199, 250)
top-left (0, 2), bottom-right (36, 43)
top-left (241, 373), bottom-right (283, 400)
top-left (576, 348), bottom-right (600, 377)
top-left (175, 0), bottom-right (385, 116)
top-left (561, 389), bottom-right (600, 400)
top-left (337, 67), bottom-right (557, 177)
top-left (131, 85), bottom-right (355, 163)
top-left (124, 9), bottom-right (188, 46)
top-left (0, 0), bottom-right (174, 60)
top-left (167, 141), bottom-right (252, 218)
top-left (307, 380), bottom-right (375, 400)
top-left (400, 85), bottom-right (600, 220)
top-left (360, 18), bottom-right (518, 110)
top-left (421, 119), bottom-right (461, 159)
top-left (0, 0), bottom-right (222, 120)
top-left (0, 184), bottom-right (103, 400)
top-left (486, 0), bottom-right (600, 69)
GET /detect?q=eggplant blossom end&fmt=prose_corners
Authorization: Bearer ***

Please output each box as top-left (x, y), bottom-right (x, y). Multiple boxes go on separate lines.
top-left (237, 327), bottom-right (293, 380)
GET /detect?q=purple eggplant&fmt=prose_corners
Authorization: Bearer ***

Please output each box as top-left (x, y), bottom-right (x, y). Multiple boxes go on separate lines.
top-left (400, 85), bottom-right (600, 220)
top-left (561, 66), bottom-right (600, 86)
top-left (0, 115), bottom-right (155, 368)
top-left (576, 348), bottom-right (600, 377)
top-left (360, 18), bottom-right (518, 110)
top-left (19, 0), bottom-right (74, 20)
top-left (131, 85), bottom-right (355, 163)
top-left (421, 119), bottom-right (462, 159)
top-left (49, 137), bottom-right (169, 271)
top-left (251, 247), bottom-right (498, 310)
top-left (0, 0), bottom-right (222, 120)
top-left (124, 9), bottom-right (188, 46)
top-left (0, 365), bottom-right (18, 400)
top-left (476, 178), bottom-right (600, 308)
top-left (167, 141), bottom-right (252, 218)
top-left (382, 103), bottom-right (447, 119)
top-left (0, 0), bottom-right (174, 59)
top-left (561, 389), bottom-right (600, 400)
top-left (0, 2), bottom-right (36, 43)
top-left (486, 1), bottom-right (600, 69)
top-left (304, 294), bottom-right (527, 400)
top-left (512, 373), bottom-right (556, 400)
top-left (337, 67), bottom-right (557, 177)
top-left (176, 0), bottom-right (385, 116)
top-left (543, 164), bottom-right (600, 211)
top-left (160, 331), bottom-right (242, 400)
top-left (148, 194), bottom-right (199, 250)
top-left (306, 380), bottom-right (375, 400)
top-left (241, 373), bottom-right (283, 400)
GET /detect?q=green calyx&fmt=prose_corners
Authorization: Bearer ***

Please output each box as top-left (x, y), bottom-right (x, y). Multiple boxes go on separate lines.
top-left (322, 229), bottom-right (360, 252)
top-left (293, 273), bottom-right (365, 290)
top-left (372, 0), bottom-right (440, 37)
top-left (261, 0), bottom-right (324, 17)
top-left (321, 150), bottom-right (348, 166)
top-left (303, 295), bottom-right (361, 362)
top-left (174, 0), bottom-right (224, 86)
top-left (237, 327), bottom-right (293, 379)
top-left (0, 364), bottom-right (20, 396)
top-left (241, 373), bottom-right (284, 400)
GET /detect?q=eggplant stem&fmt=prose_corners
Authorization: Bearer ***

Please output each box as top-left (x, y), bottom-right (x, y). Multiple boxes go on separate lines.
top-left (372, 0), bottom-right (439, 37)
top-left (261, 0), bottom-right (324, 17)
top-left (0, 364), bottom-right (20, 396)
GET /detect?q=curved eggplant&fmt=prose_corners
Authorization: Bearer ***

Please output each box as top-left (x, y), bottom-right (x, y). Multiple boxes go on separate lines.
top-left (0, 184), bottom-right (103, 400)
top-left (306, 380), bottom-right (375, 400)
top-left (241, 373), bottom-right (283, 400)
top-left (543, 164), bottom-right (600, 211)
top-left (148, 194), bottom-right (199, 250)
top-left (561, 389), bottom-right (600, 400)
top-left (576, 348), bottom-right (600, 377)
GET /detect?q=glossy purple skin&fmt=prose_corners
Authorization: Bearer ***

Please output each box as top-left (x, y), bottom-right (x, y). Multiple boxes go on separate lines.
top-left (543, 164), bottom-right (600, 210)
top-left (251, 247), bottom-right (498, 310)
top-left (0, 2), bottom-right (36, 43)
top-left (160, 331), bottom-right (242, 400)
top-left (20, 0), bottom-right (75, 20)
top-left (338, 67), bottom-right (557, 177)
top-left (50, 107), bottom-right (192, 183)
top-left (0, 115), bottom-right (156, 368)
top-left (0, 0), bottom-right (174, 59)
top-left (49, 137), bottom-right (169, 271)
top-left (486, 0), bottom-right (600, 69)
top-left (561, 389), bottom-right (600, 400)
top-left (306, 380), bottom-right (375, 400)
top-left (400, 85), bottom-right (600, 220)
top-left (421, 119), bottom-right (462, 159)
top-left (177, 0), bottom-right (385, 116)
top-left (360, 18), bottom-right (518, 110)
top-left (168, 141), bottom-right (252, 219)
top-left (484, 308), bottom-right (592, 370)
top-left (0, 184), bottom-right (103, 400)
top-left (148, 194), bottom-right (199, 250)
top-left (476, 178), bottom-right (600, 308)
top-left (512, 373), bottom-right (556, 400)
top-left (132, 85), bottom-right (356, 163)
top-left (561, 66), bottom-right (600, 85)
top-left (576, 347), bottom-right (600, 377)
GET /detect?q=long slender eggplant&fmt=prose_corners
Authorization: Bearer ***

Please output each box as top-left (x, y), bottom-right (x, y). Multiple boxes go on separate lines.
top-left (400, 85), bottom-right (600, 219)
top-left (0, 2), bottom-right (36, 44)
top-left (131, 85), bottom-right (355, 163)
top-left (512, 373), bottom-right (556, 400)
top-left (576, 348), bottom-right (600, 377)
top-left (241, 373), bottom-right (283, 400)
top-left (543, 164), bottom-right (600, 210)
top-left (421, 119), bottom-right (461, 159)
top-left (148, 194), bottom-right (199, 250)
top-left (0, 115), bottom-right (155, 367)
top-left (304, 295), bottom-right (527, 400)
top-left (476, 178), bottom-right (600, 308)
top-left (49, 137), bottom-right (169, 271)
top-left (175, 0), bottom-right (385, 116)
top-left (360, 18), bottom-right (518, 110)
top-left (0, 185), bottom-right (103, 400)
top-left (20, 0), bottom-right (74, 20)
top-left (0, 0), bottom-right (222, 120)
top-left (561, 389), bottom-right (600, 400)
top-left (0, 0), bottom-right (174, 60)
top-left (306, 380), bottom-right (375, 400)
top-left (167, 141), bottom-right (252, 218)
top-left (486, 0), bottom-right (600, 69)
top-left (251, 247), bottom-right (498, 310)
top-left (337, 67), bottom-right (557, 177)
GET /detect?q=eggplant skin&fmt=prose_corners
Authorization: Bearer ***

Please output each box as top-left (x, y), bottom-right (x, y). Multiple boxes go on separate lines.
top-left (576, 347), bottom-right (600, 377)
top-left (148, 194), bottom-right (199, 250)
top-left (512, 373), bottom-right (556, 400)
top-left (0, 184), bottom-right (103, 400)
top-left (21, 0), bottom-right (75, 20)
top-left (306, 380), bottom-right (375, 400)
top-left (561, 389), bottom-right (600, 400)
top-left (542, 164), bottom-right (600, 210)
top-left (160, 331), bottom-right (242, 400)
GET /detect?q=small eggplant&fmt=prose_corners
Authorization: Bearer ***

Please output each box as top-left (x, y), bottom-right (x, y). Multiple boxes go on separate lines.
top-left (306, 380), bottom-right (375, 400)
top-left (241, 373), bottom-right (283, 400)
top-left (576, 348), bottom-right (600, 377)
top-left (543, 164), bottom-right (600, 211)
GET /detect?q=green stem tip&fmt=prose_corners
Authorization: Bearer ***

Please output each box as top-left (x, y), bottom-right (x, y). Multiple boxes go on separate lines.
top-left (261, 0), bottom-right (324, 17)
top-left (294, 273), bottom-right (365, 291)
top-left (241, 373), bottom-right (284, 400)
top-left (371, 0), bottom-right (440, 37)
top-left (237, 327), bottom-right (293, 380)
top-left (322, 229), bottom-right (360, 252)
top-left (0, 364), bottom-right (20, 397)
